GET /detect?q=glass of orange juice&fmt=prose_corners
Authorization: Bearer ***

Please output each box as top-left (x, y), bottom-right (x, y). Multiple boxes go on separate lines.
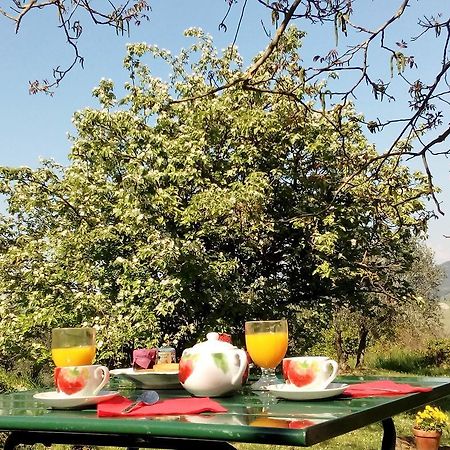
top-left (51, 327), bottom-right (96, 367)
top-left (245, 319), bottom-right (288, 390)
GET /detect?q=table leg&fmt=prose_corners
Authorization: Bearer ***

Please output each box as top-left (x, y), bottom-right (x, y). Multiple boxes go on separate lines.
top-left (2, 431), bottom-right (238, 450)
top-left (381, 418), bottom-right (396, 450)
top-left (3, 433), bottom-right (21, 450)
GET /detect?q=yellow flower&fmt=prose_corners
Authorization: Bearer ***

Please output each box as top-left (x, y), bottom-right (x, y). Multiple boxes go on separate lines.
top-left (414, 405), bottom-right (449, 432)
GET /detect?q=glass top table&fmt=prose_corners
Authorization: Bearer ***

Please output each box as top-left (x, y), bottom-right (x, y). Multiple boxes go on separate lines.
top-left (1, 375), bottom-right (450, 450)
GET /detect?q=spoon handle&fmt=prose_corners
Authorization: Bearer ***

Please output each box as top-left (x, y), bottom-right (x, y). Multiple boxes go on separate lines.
top-left (121, 390), bottom-right (159, 414)
top-left (122, 400), bottom-right (143, 414)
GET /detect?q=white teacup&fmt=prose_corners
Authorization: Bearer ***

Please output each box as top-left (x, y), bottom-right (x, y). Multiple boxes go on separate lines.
top-left (54, 365), bottom-right (110, 397)
top-left (282, 356), bottom-right (338, 390)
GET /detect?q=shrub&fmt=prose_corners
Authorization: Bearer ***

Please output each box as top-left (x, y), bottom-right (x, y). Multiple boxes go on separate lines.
top-left (423, 339), bottom-right (450, 367)
top-left (0, 368), bottom-right (35, 393)
top-left (372, 348), bottom-right (428, 374)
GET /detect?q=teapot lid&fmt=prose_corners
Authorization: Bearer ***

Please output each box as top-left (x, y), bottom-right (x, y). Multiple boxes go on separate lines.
top-left (190, 332), bottom-right (235, 351)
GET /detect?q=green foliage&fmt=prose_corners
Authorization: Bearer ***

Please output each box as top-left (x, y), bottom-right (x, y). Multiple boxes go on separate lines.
top-left (372, 348), bottom-right (427, 374)
top-left (423, 339), bottom-right (450, 367)
top-left (369, 338), bottom-right (450, 376)
top-left (0, 28), bottom-right (433, 370)
top-left (289, 308), bottom-right (331, 356)
top-left (306, 243), bottom-right (443, 368)
top-left (308, 319), bottom-right (359, 361)
top-left (0, 368), bottom-right (35, 393)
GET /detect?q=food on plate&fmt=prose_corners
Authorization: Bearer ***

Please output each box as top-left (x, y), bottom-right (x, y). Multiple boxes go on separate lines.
top-left (132, 348), bottom-right (178, 372)
top-left (152, 363), bottom-right (179, 372)
top-left (132, 348), bottom-right (158, 370)
top-left (157, 347), bottom-right (176, 364)
top-left (130, 363), bottom-right (179, 373)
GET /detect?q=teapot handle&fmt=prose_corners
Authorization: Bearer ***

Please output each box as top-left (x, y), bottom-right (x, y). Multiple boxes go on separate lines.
top-left (231, 349), bottom-right (248, 385)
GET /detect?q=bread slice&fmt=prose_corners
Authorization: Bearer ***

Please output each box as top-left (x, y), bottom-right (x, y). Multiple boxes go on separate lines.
top-left (133, 363), bottom-right (179, 373)
top-left (152, 363), bottom-right (179, 372)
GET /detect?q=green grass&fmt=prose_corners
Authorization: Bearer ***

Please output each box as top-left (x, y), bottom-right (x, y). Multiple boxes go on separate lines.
top-left (365, 340), bottom-right (450, 377)
top-left (372, 350), bottom-right (426, 374)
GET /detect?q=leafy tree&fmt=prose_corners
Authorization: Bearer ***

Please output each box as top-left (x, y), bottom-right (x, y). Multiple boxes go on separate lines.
top-left (307, 242), bottom-right (444, 368)
top-left (2, 1), bottom-right (449, 210)
top-left (0, 28), bottom-right (432, 371)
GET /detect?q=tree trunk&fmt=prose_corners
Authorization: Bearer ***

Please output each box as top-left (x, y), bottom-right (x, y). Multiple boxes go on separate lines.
top-left (334, 323), bottom-right (348, 368)
top-left (355, 325), bottom-right (369, 368)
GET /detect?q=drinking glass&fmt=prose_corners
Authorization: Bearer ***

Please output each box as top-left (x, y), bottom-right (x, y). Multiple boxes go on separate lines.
top-left (245, 319), bottom-right (288, 390)
top-left (51, 327), bottom-right (96, 367)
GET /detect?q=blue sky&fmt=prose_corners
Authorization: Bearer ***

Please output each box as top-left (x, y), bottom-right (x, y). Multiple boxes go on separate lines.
top-left (1, 0), bottom-right (449, 262)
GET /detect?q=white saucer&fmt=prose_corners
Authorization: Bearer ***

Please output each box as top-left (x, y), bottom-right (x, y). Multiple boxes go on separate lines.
top-left (267, 383), bottom-right (348, 401)
top-left (33, 390), bottom-right (118, 409)
top-left (110, 367), bottom-right (181, 389)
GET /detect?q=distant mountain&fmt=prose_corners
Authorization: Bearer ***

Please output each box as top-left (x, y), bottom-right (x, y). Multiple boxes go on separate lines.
top-left (438, 261), bottom-right (450, 298)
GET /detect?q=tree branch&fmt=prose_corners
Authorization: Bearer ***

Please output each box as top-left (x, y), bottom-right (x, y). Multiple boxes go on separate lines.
top-left (0, 0), bottom-right (150, 94)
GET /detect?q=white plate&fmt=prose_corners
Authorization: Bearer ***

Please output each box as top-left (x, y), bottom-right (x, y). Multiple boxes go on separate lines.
top-left (33, 390), bottom-right (118, 409)
top-left (110, 367), bottom-right (181, 389)
top-left (267, 383), bottom-right (348, 401)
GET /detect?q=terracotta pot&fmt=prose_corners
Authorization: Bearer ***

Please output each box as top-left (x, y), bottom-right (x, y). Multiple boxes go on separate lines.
top-left (412, 427), bottom-right (442, 450)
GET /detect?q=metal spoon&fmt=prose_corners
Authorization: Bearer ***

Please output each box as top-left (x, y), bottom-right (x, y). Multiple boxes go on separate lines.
top-left (121, 390), bottom-right (160, 414)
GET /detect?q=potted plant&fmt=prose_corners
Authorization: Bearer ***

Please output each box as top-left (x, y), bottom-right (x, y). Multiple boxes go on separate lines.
top-left (413, 405), bottom-right (449, 450)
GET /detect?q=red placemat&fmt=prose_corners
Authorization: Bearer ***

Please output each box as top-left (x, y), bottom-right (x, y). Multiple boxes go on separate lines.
top-left (97, 395), bottom-right (228, 417)
top-left (342, 380), bottom-right (432, 398)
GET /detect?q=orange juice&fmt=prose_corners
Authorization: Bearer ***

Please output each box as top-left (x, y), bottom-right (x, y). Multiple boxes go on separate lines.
top-left (250, 417), bottom-right (290, 428)
top-left (51, 345), bottom-right (95, 366)
top-left (246, 331), bottom-right (288, 369)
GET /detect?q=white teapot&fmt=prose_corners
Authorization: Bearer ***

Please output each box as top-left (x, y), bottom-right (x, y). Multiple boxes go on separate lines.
top-left (178, 332), bottom-right (248, 397)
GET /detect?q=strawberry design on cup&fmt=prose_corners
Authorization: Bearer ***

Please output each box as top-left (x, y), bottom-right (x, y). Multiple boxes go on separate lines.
top-left (54, 364), bottom-right (110, 396)
top-left (282, 356), bottom-right (338, 390)
top-left (55, 367), bottom-right (89, 395)
top-left (283, 360), bottom-right (317, 387)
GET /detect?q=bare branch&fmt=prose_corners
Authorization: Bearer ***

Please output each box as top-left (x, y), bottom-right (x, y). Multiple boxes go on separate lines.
top-left (244, 0), bottom-right (302, 81)
top-left (0, 0), bottom-right (150, 94)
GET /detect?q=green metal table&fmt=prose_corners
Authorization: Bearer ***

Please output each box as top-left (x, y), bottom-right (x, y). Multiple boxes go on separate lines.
top-left (1, 375), bottom-right (450, 450)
